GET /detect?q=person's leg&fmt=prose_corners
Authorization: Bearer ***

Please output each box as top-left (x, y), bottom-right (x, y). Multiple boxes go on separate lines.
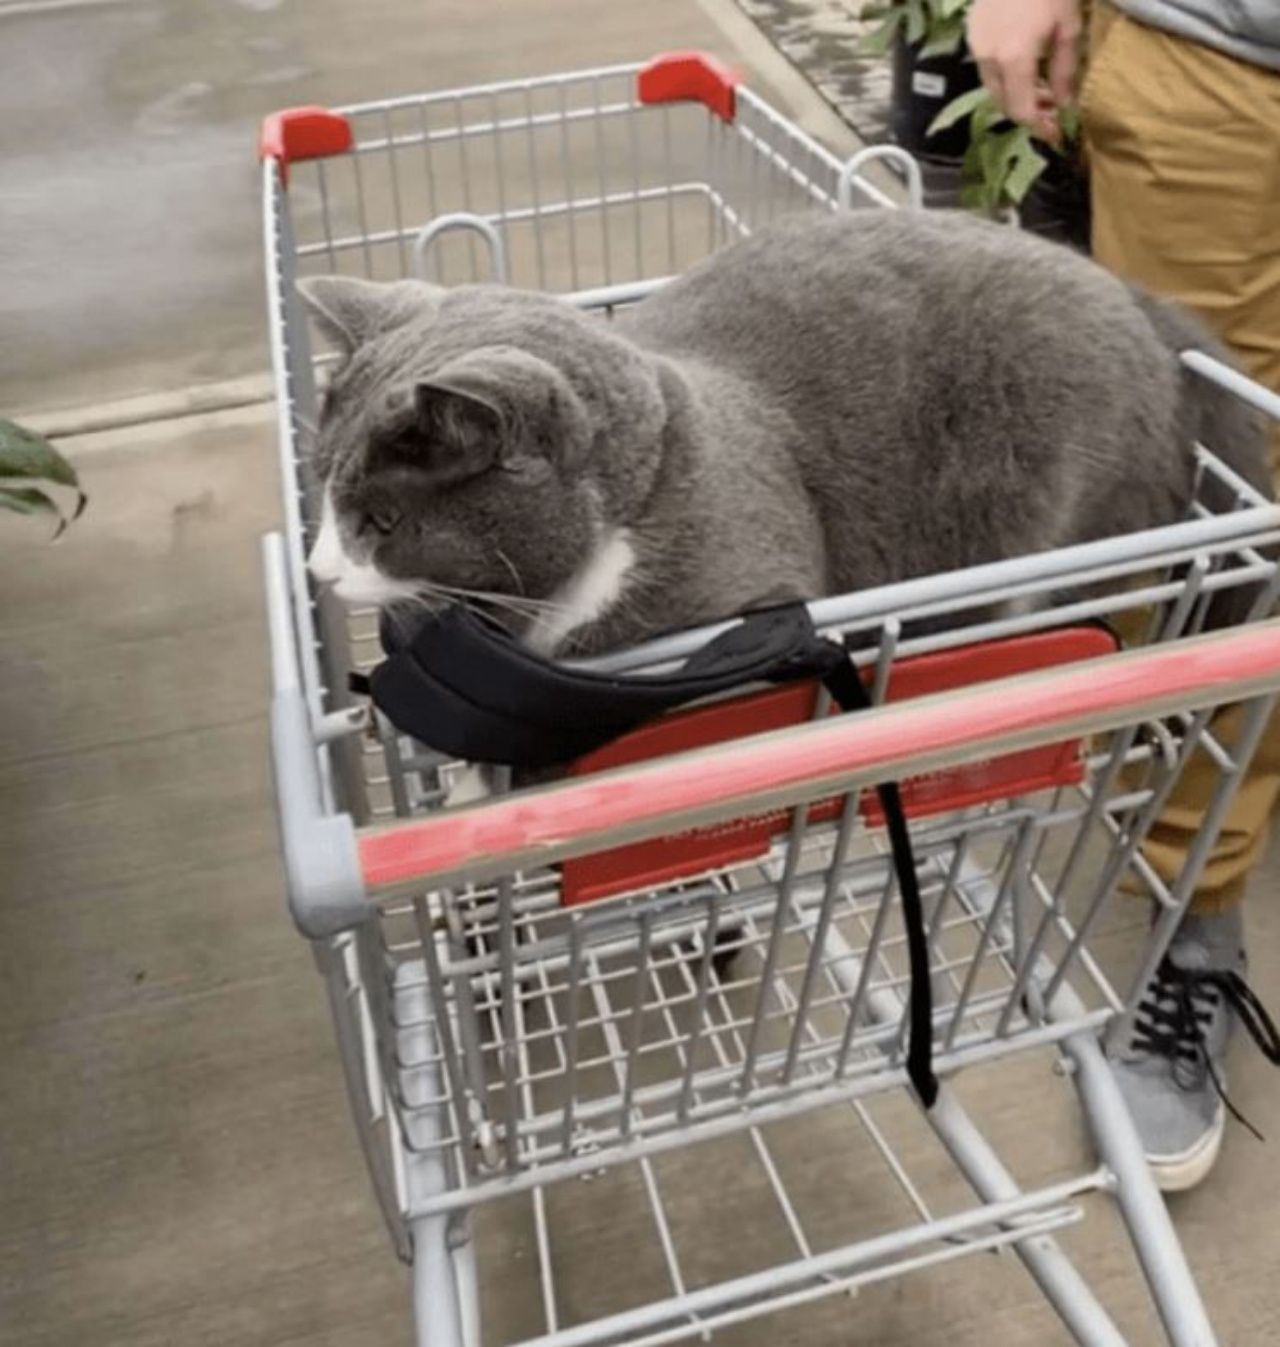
top-left (1085, 7), bottom-right (1280, 910)
top-left (1085, 7), bottom-right (1280, 454)
top-left (1080, 4), bottom-right (1280, 1190)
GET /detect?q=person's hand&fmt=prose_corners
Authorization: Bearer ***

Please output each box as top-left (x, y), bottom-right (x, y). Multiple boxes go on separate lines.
top-left (967, 0), bottom-right (1083, 142)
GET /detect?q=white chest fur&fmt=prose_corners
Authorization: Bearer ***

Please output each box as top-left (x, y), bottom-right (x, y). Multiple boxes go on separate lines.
top-left (524, 529), bottom-right (636, 656)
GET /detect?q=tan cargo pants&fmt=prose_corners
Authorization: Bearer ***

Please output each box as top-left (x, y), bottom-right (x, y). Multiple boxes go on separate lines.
top-left (1081, 2), bottom-right (1280, 912)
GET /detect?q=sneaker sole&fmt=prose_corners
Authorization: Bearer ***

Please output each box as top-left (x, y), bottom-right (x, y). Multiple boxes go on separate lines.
top-left (1147, 1112), bottom-right (1226, 1193)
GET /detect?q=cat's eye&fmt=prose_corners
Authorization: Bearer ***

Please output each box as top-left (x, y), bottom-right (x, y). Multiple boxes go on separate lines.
top-left (365, 507), bottom-right (401, 536)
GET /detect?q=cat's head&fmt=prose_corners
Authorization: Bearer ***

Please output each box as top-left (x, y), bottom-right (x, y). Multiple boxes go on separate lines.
top-left (297, 275), bottom-right (668, 646)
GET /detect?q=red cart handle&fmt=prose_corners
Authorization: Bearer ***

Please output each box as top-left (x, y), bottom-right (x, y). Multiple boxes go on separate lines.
top-left (259, 106), bottom-right (353, 185)
top-left (637, 51), bottom-right (741, 123)
top-left (357, 622), bottom-right (1280, 896)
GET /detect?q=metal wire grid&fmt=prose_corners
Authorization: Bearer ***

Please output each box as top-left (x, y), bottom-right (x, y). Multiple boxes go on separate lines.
top-left (445, 1110), bottom-right (1099, 1347)
top-left (340, 881), bottom-right (1106, 1347)
top-left (298, 616), bottom-right (1280, 1345)
top-left (286, 63), bottom-right (888, 297)
top-left (322, 870), bottom-right (1115, 1347)
top-left (342, 658), bottom-right (1257, 1208)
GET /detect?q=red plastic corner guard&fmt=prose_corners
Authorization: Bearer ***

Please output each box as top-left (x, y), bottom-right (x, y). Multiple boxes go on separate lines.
top-left (637, 51), bottom-right (741, 123)
top-left (259, 106), bottom-right (354, 185)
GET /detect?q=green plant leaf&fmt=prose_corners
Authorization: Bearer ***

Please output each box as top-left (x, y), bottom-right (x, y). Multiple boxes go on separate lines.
top-left (959, 179), bottom-right (994, 211)
top-left (919, 16), bottom-right (966, 57)
top-left (0, 485), bottom-right (83, 539)
top-left (0, 417), bottom-right (80, 490)
top-left (937, 0), bottom-right (973, 16)
top-left (927, 84), bottom-right (989, 136)
top-left (958, 134), bottom-right (999, 211)
top-left (905, 0), bottom-right (928, 44)
top-left (955, 113), bottom-right (1048, 212)
top-left (986, 125), bottom-right (1028, 165)
top-left (857, 10), bottom-right (904, 55)
top-left (0, 485), bottom-right (80, 540)
top-left (0, 419), bottom-right (86, 532)
top-left (1004, 140), bottom-right (1049, 203)
top-left (0, 486), bottom-right (58, 517)
top-left (959, 124), bottom-right (1025, 210)
top-left (969, 95), bottom-right (1005, 141)
top-left (1057, 104), bottom-right (1082, 144)
top-left (977, 133), bottom-right (1011, 194)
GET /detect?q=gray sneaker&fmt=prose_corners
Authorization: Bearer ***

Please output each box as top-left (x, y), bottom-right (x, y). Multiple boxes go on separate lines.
top-left (1110, 911), bottom-right (1280, 1193)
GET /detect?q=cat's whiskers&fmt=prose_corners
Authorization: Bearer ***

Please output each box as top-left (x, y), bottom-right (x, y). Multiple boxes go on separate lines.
top-left (493, 548), bottom-right (527, 598)
top-left (398, 581), bottom-right (570, 626)
top-left (470, 592), bottom-right (570, 622)
top-left (439, 582), bottom-right (565, 615)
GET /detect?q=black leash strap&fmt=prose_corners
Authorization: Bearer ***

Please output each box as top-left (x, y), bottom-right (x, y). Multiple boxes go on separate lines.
top-left (354, 601), bottom-right (939, 1107)
top-left (817, 653), bottom-right (938, 1108)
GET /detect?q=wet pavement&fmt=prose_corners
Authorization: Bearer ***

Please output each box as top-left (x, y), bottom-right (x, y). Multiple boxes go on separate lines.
top-left (1, 0), bottom-right (793, 415)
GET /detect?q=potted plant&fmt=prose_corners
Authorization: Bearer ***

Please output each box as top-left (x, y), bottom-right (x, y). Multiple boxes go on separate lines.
top-left (859, 0), bottom-right (980, 162)
top-left (1, 418), bottom-right (86, 538)
top-left (860, 0), bottom-right (1091, 250)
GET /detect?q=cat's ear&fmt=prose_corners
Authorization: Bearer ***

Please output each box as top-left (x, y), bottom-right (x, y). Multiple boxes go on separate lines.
top-left (296, 275), bottom-right (441, 354)
top-left (414, 380), bottom-right (508, 480)
top-left (416, 347), bottom-right (592, 477)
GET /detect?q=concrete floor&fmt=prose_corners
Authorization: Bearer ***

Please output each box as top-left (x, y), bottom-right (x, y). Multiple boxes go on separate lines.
top-left (3, 1), bottom-right (1280, 1345)
top-left (0, 0), bottom-right (853, 419)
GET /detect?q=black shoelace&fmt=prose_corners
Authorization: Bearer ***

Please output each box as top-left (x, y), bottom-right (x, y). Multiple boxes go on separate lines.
top-left (1132, 957), bottom-right (1280, 1141)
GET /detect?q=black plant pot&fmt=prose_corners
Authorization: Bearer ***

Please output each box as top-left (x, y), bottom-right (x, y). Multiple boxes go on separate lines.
top-left (1017, 148), bottom-right (1092, 253)
top-left (889, 36), bottom-right (981, 163)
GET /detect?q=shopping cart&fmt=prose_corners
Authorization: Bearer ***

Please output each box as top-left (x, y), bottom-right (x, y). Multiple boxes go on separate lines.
top-left (260, 51), bottom-right (1280, 1347)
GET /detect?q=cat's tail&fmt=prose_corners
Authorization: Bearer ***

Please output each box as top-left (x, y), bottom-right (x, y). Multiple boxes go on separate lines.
top-left (1128, 284), bottom-right (1274, 632)
top-left (1127, 285), bottom-right (1272, 505)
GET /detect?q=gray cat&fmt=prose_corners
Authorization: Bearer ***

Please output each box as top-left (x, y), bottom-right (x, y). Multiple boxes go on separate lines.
top-left (301, 209), bottom-right (1269, 656)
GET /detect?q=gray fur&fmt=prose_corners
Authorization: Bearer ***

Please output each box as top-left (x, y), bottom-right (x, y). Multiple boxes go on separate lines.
top-left (300, 209), bottom-right (1269, 654)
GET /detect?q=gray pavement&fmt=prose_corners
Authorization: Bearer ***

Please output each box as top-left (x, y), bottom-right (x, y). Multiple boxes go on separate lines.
top-left (0, 0), bottom-right (853, 418)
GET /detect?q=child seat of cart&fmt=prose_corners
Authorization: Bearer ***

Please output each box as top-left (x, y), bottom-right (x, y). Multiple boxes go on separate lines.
top-left (352, 596), bottom-right (1122, 1109)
